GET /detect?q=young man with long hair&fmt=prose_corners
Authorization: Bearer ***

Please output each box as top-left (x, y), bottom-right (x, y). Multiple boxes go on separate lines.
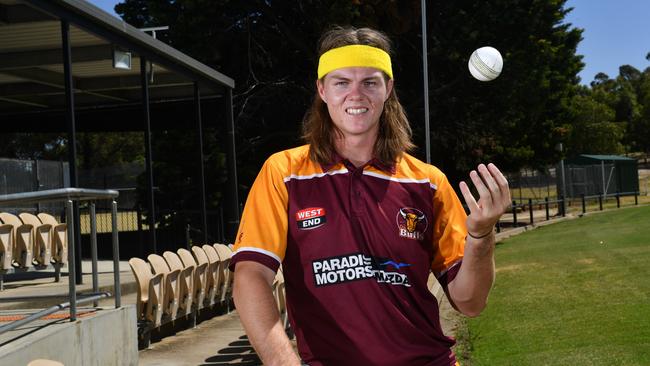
top-left (231, 26), bottom-right (510, 366)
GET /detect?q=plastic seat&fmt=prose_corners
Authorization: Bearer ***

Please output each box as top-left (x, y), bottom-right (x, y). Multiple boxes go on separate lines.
top-left (27, 359), bottom-right (64, 366)
top-left (128, 257), bottom-right (164, 328)
top-left (202, 245), bottom-right (223, 307)
top-left (192, 246), bottom-right (217, 307)
top-left (19, 212), bottom-right (52, 267)
top-left (147, 254), bottom-right (180, 321)
top-left (177, 248), bottom-right (207, 310)
top-left (212, 243), bottom-right (233, 304)
top-left (37, 213), bottom-right (68, 265)
top-left (0, 212), bottom-right (33, 268)
top-left (162, 251), bottom-right (194, 317)
top-left (0, 224), bottom-right (13, 271)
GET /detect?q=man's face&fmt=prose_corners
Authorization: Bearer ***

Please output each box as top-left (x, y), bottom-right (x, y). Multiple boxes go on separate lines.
top-left (317, 67), bottom-right (393, 141)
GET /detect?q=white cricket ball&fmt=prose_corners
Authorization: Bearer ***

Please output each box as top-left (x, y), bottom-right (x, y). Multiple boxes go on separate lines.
top-left (468, 46), bottom-right (503, 81)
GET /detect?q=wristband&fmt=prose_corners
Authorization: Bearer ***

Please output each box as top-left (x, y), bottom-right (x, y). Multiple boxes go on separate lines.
top-left (467, 229), bottom-right (493, 240)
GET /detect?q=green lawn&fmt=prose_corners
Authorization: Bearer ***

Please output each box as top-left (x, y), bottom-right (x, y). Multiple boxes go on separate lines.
top-left (458, 205), bottom-right (650, 365)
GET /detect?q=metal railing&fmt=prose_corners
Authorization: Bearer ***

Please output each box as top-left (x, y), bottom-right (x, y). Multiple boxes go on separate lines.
top-left (0, 188), bottom-right (121, 334)
top-left (495, 191), bottom-right (642, 232)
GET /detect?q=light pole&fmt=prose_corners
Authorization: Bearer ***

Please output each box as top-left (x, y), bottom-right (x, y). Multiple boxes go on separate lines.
top-left (421, 0), bottom-right (431, 163)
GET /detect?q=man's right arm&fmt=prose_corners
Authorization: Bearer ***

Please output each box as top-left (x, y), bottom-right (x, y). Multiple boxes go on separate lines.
top-left (233, 261), bottom-right (301, 366)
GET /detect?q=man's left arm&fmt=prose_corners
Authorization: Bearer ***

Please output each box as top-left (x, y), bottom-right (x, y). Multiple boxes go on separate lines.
top-left (447, 163), bottom-right (510, 317)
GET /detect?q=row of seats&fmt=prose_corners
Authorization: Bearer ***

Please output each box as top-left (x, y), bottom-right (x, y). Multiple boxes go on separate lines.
top-left (129, 244), bottom-right (235, 334)
top-left (130, 245), bottom-right (290, 346)
top-left (0, 212), bottom-right (67, 272)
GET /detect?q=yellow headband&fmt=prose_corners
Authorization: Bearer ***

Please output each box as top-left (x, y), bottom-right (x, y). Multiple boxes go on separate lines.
top-left (317, 44), bottom-right (393, 80)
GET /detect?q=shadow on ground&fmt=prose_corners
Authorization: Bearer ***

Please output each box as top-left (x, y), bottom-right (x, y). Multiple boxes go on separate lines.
top-left (199, 335), bottom-right (262, 366)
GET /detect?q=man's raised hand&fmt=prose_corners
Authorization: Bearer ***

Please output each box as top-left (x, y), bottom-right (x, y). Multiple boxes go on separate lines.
top-left (459, 163), bottom-right (511, 239)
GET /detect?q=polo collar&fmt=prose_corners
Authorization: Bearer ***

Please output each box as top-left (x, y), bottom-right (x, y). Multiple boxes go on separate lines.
top-left (320, 151), bottom-right (396, 174)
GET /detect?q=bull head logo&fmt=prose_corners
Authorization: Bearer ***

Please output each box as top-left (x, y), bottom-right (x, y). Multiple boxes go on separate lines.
top-left (399, 208), bottom-right (426, 233)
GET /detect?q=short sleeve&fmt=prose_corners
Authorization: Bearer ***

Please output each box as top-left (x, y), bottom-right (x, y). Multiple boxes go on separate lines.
top-left (430, 171), bottom-right (467, 278)
top-left (230, 155), bottom-right (289, 272)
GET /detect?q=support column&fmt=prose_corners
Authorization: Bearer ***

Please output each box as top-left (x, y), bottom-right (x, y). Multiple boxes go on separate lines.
top-left (61, 20), bottom-right (83, 284)
top-left (194, 83), bottom-right (208, 244)
top-left (224, 89), bottom-right (240, 242)
top-left (141, 57), bottom-right (157, 254)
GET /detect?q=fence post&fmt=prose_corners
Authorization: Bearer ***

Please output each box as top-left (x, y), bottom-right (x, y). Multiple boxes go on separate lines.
top-left (560, 195), bottom-right (566, 217)
top-left (528, 198), bottom-right (534, 225)
top-left (581, 194), bottom-right (586, 214)
top-left (635, 191), bottom-right (638, 205)
top-left (598, 192), bottom-right (603, 211)
top-left (545, 197), bottom-right (549, 220)
top-left (512, 200), bottom-right (518, 227)
top-left (616, 191), bottom-right (620, 208)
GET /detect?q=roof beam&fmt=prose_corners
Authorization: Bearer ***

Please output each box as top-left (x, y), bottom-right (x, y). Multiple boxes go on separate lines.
top-left (0, 44), bottom-right (113, 70)
top-left (3, 68), bottom-right (129, 102)
top-left (0, 95), bottom-right (48, 108)
top-left (75, 72), bottom-right (191, 91)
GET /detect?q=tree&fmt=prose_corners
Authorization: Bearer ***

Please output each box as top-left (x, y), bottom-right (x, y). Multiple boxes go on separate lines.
top-left (115, 0), bottom-right (584, 192)
top-left (566, 91), bottom-right (624, 155)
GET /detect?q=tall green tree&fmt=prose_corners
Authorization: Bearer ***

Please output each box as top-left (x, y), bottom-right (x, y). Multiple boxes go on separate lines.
top-left (566, 88), bottom-right (624, 155)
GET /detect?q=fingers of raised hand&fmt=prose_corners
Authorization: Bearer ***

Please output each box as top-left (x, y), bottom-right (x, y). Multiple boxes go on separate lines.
top-left (459, 180), bottom-right (479, 213)
top-left (469, 168), bottom-right (490, 202)
top-left (478, 164), bottom-right (500, 199)
top-left (487, 163), bottom-right (511, 210)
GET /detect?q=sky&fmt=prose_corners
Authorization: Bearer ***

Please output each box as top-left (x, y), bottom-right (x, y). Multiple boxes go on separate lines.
top-left (89, 0), bottom-right (650, 85)
top-left (565, 0), bottom-right (650, 84)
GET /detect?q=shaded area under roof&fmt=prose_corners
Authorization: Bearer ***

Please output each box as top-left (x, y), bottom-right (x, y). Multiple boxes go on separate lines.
top-left (0, 0), bottom-right (235, 131)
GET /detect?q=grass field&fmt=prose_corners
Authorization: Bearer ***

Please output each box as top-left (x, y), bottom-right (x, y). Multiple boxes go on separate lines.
top-left (456, 205), bottom-right (650, 365)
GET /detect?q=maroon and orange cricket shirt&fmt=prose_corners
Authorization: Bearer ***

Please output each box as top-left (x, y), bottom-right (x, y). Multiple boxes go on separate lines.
top-left (231, 145), bottom-right (468, 366)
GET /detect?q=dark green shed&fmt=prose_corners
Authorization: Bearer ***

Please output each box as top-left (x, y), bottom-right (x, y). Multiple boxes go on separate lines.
top-left (558, 154), bottom-right (639, 198)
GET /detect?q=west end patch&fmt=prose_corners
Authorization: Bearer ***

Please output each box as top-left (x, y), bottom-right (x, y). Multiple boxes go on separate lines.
top-left (296, 207), bottom-right (327, 230)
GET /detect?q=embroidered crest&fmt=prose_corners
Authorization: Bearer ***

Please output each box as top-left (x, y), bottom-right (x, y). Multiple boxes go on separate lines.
top-left (396, 207), bottom-right (427, 240)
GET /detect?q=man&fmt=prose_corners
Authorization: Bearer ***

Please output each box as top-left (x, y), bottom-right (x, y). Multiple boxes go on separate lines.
top-left (231, 26), bottom-right (510, 366)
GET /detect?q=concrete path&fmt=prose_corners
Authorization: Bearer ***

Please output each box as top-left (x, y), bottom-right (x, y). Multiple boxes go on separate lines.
top-left (139, 311), bottom-right (263, 366)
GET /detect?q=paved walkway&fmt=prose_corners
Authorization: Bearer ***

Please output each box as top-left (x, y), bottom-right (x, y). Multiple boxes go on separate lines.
top-left (139, 311), bottom-right (263, 366)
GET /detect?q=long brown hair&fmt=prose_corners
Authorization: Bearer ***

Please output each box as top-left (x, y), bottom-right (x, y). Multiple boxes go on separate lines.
top-left (302, 26), bottom-right (415, 166)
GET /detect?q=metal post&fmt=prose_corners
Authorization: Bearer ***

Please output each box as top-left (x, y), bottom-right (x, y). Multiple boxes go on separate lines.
top-left (635, 191), bottom-right (638, 205)
top-left (560, 195), bottom-right (565, 217)
top-left (111, 200), bottom-right (121, 308)
top-left (421, 0), bottom-right (431, 164)
top-left (90, 202), bottom-right (98, 307)
top-left (65, 200), bottom-right (77, 321)
top-left (616, 191), bottom-right (620, 208)
top-left (545, 197), bottom-right (550, 220)
top-left (599, 192), bottom-right (603, 211)
top-left (34, 159), bottom-right (41, 213)
top-left (528, 198), bottom-right (534, 225)
top-left (601, 160), bottom-right (606, 198)
top-left (581, 194), bottom-right (586, 214)
top-left (141, 57), bottom-right (157, 254)
top-left (224, 89), bottom-right (240, 242)
top-left (194, 83), bottom-right (208, 244)
top-left (560, 158), bottom-right (567, 216)
top-left (186, 224), bottom-right (191, 249)
top-left (61, 20), bottom-right (83, 285)
top-left (512, 200), bottom-right (518, 227)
